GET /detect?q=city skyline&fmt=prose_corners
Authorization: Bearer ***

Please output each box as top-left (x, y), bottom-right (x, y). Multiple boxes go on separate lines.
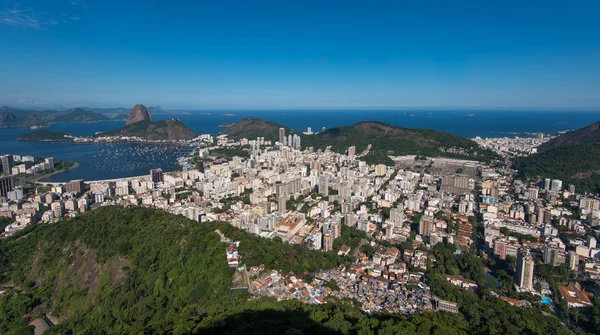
top-left (1, 0), bottom-right (599, 109)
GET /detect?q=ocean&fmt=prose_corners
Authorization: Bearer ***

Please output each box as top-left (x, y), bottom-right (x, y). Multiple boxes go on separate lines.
top-left (1, 109), bottom-right (599, 182)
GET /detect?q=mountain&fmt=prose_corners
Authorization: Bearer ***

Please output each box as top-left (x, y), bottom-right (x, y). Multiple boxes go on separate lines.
top-left (514, 119), bottom-right (600, 193)
top-left (223, 118), bottom-right (292, 141)
top-left (540, 120), bottom-right (600, 150)
top-left (223, 118), bottom-right (499, 163)
top-left (0, 106), bottom-right (53, 127)
top-left (81, 106), bottom-right (130, 115)
top-left (126, 104), bottom-right (153, 125)
top-left (0, 112), bottom-right (16, 127)
top-left (100, 118), bottom-right (196, 140)
top-left (49, 108), bottom-right (111, 123)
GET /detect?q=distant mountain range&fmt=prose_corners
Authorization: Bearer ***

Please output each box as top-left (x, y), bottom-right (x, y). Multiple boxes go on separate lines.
top-left (515, 119), bottom-right (600, 193)
top-left (0, 105), bottom-right (189, 128)
top-left (16, 104), bottom-right (197, 141)
top-left (224, 118), bottom-right (499, 164)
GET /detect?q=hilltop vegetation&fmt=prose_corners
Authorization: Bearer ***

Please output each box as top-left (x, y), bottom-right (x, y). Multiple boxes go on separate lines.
top-left (224, 118), bottom-right (499, 164)
top-left (0, 207), bottom-right (338, 334)
top-left (514, 120), bottom-right (600, 193)
top-left (17, 130), bottom-right (72, 142)
top-left (514, 143), bottom-right (600, 194)
top-left (540, 120), bottom-right (600, 150)
top-left (223, 118), bottom-right (293, 142)
top-left (0, 207), bottom-right (579, 334)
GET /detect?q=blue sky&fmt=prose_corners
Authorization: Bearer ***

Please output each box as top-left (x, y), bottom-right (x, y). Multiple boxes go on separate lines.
top-left (0, 0), bottom-right (599, 110)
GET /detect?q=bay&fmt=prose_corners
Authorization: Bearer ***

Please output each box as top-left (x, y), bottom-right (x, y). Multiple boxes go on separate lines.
top-left (1, 109), bottom-right (599, 182)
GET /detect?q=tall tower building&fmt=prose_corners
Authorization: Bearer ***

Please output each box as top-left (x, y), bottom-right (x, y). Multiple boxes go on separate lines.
top-left (544, 178), bottom-right (551, 191)
top-left (515, 248), bottom-right (535, 290)
top-left (45, 157), bottom-right (55, 170)
top-left (279, 128), bottom-right (286, 145)
top-left (151, 168), bottom-right (164, 183)
top-left (419, 215), bottom-right (436, 237)
top-left (0, 175), bottom-right (15, 197)
top-left (348, 146), bottom-right (356, 156)
top-left (1, 155), bottom-right (14, 176)
top-left (318, 174), bottom-right (329, 196)
top-left (567, 251), bottom-right (579, 271)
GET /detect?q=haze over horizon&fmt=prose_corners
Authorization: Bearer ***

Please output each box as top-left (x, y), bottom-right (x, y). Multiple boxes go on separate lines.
top-left (1, 0), bottom-right (599, 110)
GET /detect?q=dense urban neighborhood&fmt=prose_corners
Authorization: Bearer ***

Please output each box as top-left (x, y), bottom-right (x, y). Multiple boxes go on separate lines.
top-left (1, 126), bottom-right (600, 334)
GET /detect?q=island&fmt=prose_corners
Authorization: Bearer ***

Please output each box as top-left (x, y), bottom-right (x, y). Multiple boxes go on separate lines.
top-left (17, 130), bottom-right (73, 142)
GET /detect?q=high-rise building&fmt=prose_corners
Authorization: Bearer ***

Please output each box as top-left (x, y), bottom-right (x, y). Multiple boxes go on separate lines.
top-left (0, 175), bottom-right (15, 197)
top-left (543, 243), bottom-right (565, 266)
top-left (195, 161), bottom-right (205, 173)
top-left (419, 215), bottom-right (436, 237)
top-left (527, 188), bottom-right (539, 200)
top-left (279, 128), bottom-right (286, 145)
top-left (543, 178), bottom-right (551, 191)
top-left (386, 221), bottom-right (394, 238)
top-left (322, 233), bottom-right (333, 252)
top-left (390, 207), bottom-right (405, 224)
top-left (375, 164), bottom-right (386, 176)
top-left (66, 179), bottom-right (84, 194)
top-left (278, 195), bottom-right (287, 214)
top-left (551, 179), bottom-right (563, 193)
top-left (587, 236), bottom-right (597, 249)
top-left (287, 134), bottom-right (292, 147)
top-left (45, 157), bottom-right (55, 170)
top-left (318, 174), bottom-right (329, 196)
top-left (151, 168), bottom-right (164, 183)
top-left (579, 197), bottom-right (600, 211)
top-left (567, 251), bottom-right (579, 271)
top-left (515, 248), bottom-right (535, 290)
top-left (348, 146), bottom-right (356, 156)
top-left (568, 184), bottom-right (576, 194)
top-left (1, 155), bottom-right (14, 176)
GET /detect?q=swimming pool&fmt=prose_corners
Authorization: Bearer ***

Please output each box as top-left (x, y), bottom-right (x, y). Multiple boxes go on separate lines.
top-left (541, 296), bottom-right (553, 306)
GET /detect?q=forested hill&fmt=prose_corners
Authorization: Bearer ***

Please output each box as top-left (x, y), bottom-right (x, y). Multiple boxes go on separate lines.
top-left (223, 118), bottom-right (500, 163)
top-left (222, 118), bottom-right (293, 141)
top-left (0, 207), bottom-right (575, 334)
top-left (514, 119), bottom-right (600, 193)
top-left (540, 120), bottom-right (600, 150)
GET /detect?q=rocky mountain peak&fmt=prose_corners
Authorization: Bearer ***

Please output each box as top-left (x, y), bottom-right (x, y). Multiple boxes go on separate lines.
top-left (126, 104), bottom-right (153, 126)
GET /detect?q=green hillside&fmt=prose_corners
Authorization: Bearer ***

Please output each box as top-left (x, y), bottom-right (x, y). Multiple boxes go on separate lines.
top-left (223, 118), bottom-right (293, 142)
top-left (0, 206), bottom-right (577, 334)
top-left (224, 119), bottom-right (499, 164)
top-left (514, 143), bottom-right (600, 193)
top-left (514, 120), bottom-right (600, 194)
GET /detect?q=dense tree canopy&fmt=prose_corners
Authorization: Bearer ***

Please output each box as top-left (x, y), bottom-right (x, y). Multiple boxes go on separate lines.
top-left (0, 207), bottom-right (592, 334)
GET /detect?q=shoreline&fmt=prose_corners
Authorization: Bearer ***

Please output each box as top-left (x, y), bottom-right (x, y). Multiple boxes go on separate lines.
top-left (34, 162), bottom-right (80, 184)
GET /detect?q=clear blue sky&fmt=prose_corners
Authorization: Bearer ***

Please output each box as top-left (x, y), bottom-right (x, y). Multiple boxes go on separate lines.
top-left (1, 0), bottom-right (599, 110)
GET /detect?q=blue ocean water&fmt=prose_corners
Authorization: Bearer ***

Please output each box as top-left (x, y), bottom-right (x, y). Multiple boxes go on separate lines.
top-left (1, 109), bottom-right (599, 182)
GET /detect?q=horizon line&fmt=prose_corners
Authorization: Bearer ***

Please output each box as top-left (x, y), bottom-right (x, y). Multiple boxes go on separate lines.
top-left (3, 104), bottom-right (600, 112)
